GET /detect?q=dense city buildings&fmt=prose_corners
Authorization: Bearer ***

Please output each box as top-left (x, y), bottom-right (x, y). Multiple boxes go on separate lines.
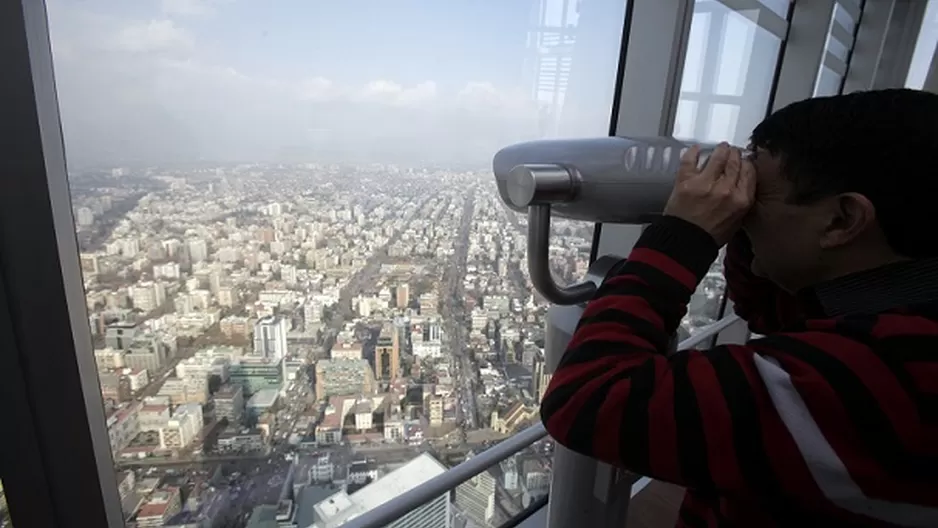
top-left (0, 0), bottom-right (931, 526)
top-left (0, 0), bottom-right (741, 521)
top-left (67, 163), bottom-right (725, 527)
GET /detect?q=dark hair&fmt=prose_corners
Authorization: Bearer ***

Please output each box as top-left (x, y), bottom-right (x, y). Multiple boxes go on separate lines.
top-left (750, 88), bottom-right (938, 258)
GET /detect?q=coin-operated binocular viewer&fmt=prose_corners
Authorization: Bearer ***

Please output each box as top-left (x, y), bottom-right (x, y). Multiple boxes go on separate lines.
top-left (492, 136), bottom-right (715, 527)
top-left (493, 136), bottom-right (715, 305)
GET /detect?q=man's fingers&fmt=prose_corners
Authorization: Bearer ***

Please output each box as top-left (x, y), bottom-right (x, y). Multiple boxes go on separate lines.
top-left (736, 158), bottom-right (757, 205)
top-left (701, 143), bottom-right (730, 181)
top-left (716, 147), bottom-right (742, 192)
top-left (677, 145), bottom-right (701, 181)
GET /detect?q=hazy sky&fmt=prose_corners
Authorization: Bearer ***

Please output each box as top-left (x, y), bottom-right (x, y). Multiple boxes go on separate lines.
top-left (46, 0), bottom-right (628, 167)
top-left (46, 0), bottom-right (812, 169)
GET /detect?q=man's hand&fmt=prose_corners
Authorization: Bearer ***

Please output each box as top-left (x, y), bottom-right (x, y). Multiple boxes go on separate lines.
top-left (663, 143), bottom-right (756, 247)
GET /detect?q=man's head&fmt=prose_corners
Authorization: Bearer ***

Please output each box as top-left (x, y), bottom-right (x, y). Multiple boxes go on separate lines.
top-left (743, 88), bottom-right (938, 293)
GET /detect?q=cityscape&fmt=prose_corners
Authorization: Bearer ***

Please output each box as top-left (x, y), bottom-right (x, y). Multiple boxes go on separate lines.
top-left (4, 162), bottom-right (725, 528)
top-left (0, 0), bottom-right (737, 526)
top-left (4, 0), bottom-right (938, 527)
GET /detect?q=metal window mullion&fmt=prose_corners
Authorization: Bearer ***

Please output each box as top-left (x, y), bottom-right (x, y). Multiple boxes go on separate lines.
top-left (566, 2), bottom-right (694, 526)
top-left (830, 17), bottom-right (856, 47)
top-left (0, 1), bottom-right (124, 526)
top-left (681, 91), bottom-right (757, 105)
top-left (872, 0), bottom-right (928, 89)
top-left (590, 0), bottom-right (636, 266)
top-left (772, 0), bottom-right (837, 110)
top-left (824, 50), bottom-right (850, 76)
top-left (923, 19), bottom-right (938, 93)
top-left (735, 5), bottom-right (787, 145)
top-left (839, 0), bottom-right (864, 24)
top-left (595, 0), bottom-right (693, 260)
top-left (716, 0), bottom-right (789, 39)
top-left (613, 1), bottom-right (692, 137)
top-left (692, 7), bottom-right (728, 141)
top-left (844, 0), bottom-right (896, 93)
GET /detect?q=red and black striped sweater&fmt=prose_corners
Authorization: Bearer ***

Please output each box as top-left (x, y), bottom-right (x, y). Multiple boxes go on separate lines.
top-left (540, 216), bottom-right (938, 527)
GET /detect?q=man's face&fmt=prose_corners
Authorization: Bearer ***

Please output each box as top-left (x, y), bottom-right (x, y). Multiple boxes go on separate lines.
top-left (742, 148), bottom-right (831, 293)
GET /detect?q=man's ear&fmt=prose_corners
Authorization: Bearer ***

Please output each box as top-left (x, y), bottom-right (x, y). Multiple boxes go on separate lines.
top-left (819, 192), bottom-right (876, 249)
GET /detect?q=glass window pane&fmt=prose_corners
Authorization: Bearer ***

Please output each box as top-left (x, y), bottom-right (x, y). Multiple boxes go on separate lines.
top-left (682, 12), bottom-right (711, 93)
top-left (705, 104), bottom-right (740, 144)
top-left (46, 0), bottom-right (627, 525)
top-left (827, 35), bottom-right (850, 62)
top-left (833, 2), bottom-right (857, 34)
top-left (674, 0), bottom-right (783, 333)
top-left (815, 3), bottom-right (855, 92)
top-left (673, 99), bottom-right (699, 141)
top-left (758, 0), bottom-right (791, 18)
top-left (815, 66), bottom-right (843, 96)
top-left (907, 0), bottom-right (938, 89)
top-left (677, 1), bottom-right (781, 146)
top-left (714, 13), bottom-right (755, 97)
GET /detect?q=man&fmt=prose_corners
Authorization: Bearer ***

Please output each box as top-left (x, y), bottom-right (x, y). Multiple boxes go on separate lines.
top-left (540, 89), bottom-right (938, 527)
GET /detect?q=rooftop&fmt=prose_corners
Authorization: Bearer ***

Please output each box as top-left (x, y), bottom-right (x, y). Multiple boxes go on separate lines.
top-left (293, 485), bottom-right (337, 528)
top-left (352, 399), bottom-right (373, 415)
top-left (310, 453), bottom-right (447, 527)
top-left (348, 461), bottom-right (375, 473)
top-left (333, 339), bottom-right (362, 350)
top-left (318, 407), bottom-right (343, 430)
top-left (247, 388), bottom-right (280, 408)
top-left (136, 500), bottom-right (171, 519)
top-left (246, 504), bottom-right (279, 528)
top-left (218, 426), bottom-right (263, 439)
top-left (232, 356), bottom-right (282, 367)
top-left (214, 384), bottom-right (243, 398)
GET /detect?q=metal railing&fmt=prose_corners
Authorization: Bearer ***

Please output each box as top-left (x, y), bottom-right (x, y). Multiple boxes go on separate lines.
top-left (340, 313), bottom-right (740, 528)
top-left (341, 422), bottom-right (548, 528)
top-left (678, 313), bottom-right (742, 350)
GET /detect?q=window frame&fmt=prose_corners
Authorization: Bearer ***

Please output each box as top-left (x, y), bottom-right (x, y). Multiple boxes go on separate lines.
top-left (871, 0), bottom-right (927, 89)
top-left (591, 0), bottom-right (793, 347)
top-left (551, 1), bottom-right (694, 526)
top-left (0, 0), bottom-right (934, 526)
top-left (0, 280), bottom-right (58, 527)
top-left (588, 0), bottom-right (930, 344)
top-left (0, 0), bottom-right (124, 526)
top-left (843, 0), bottom-right (895, 93)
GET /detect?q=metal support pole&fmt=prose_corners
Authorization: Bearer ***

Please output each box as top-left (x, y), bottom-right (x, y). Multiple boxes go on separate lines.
top-left (543, 303), bottom-right (636, 528)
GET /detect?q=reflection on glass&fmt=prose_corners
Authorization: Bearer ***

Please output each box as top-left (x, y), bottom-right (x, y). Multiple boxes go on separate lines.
top-left (814, 3), bottom-right (856, 81)
top-left (815, 66), bottom-right (843, 96)
top-left (833, 2), bottom-right (857, 35)
top-left (682, 13), bottom-right (711, 93)
top-left (714, 13), bottom-right (760, 97)
top-left (675, 1), bottom-right (781, 145)
top-left (758, 0), bottom-right (791, 18)
top-left (907, 0), bottom-right (938, 89)
top-left (548, 219), bottom-right (595, 289)
top-left (46, 0), bottom-right (626, 526)
top-left (826, 35), bottom-right (850, 62)
top-left (674, 100), bottom-right (699, 140)
top-left (706, 104), bottom-right (741, 143)
top-left (814, 3), bottom-right (856, 95)
top-left (673, 0), bottom-right (783, 335)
